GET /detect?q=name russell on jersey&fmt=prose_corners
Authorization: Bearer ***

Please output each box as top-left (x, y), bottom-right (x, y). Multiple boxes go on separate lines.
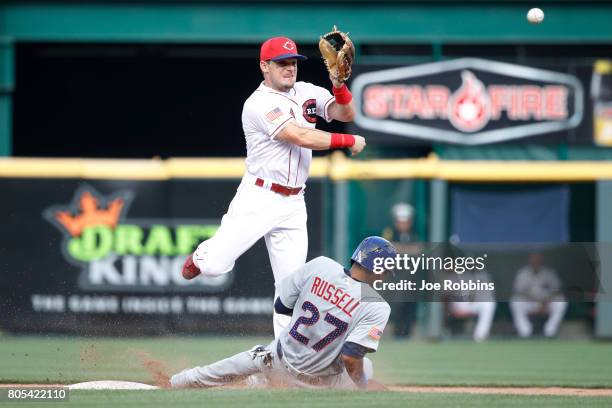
top-left (310, 276), bottom-right (360, 317)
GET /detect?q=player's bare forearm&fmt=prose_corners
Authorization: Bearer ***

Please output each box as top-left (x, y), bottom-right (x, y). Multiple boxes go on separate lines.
top-left (328, 100), bottom-right (356, 122)
top-left (341, 354), bottom-right (367, 389)
top-left (328, 76), bottom-right (355, 122)
top-left (277, 123), bottom-right (336, 150)
top-left (277, 122), bottom-right (365, 155)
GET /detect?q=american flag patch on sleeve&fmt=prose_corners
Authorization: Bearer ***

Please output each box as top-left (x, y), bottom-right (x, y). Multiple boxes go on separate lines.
top-left (368, 327), bottom-right (383, 340)
top-left (265, 107), bottom-right (283, 122)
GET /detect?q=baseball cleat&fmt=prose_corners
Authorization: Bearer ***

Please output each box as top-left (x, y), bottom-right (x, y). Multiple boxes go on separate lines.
top-left (181, 253), bottom-right (201, 279)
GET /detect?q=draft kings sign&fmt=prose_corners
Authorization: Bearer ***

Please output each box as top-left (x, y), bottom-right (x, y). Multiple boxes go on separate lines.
top-left (43, 185), bottom-right (232, 293)
top-left (351, 58), bottom-right (584, 145)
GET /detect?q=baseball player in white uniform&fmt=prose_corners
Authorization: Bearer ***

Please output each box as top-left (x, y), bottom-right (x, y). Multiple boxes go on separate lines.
top-left (181, 36), bottom-right (365, 337)
top-left (510, 253), bottom-right (567, 338)
top-left (171, 236), bottom-right (395, 390)
top-left (445, 269), bottom-right (496, 342)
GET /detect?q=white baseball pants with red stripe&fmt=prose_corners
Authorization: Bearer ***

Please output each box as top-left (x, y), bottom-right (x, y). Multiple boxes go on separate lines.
top-left (193, 175), bottom-right (308, 337)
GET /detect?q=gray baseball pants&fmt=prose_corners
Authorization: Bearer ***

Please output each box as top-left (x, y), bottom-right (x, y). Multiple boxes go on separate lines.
top-left (170, 340), bottom-right (357, 390)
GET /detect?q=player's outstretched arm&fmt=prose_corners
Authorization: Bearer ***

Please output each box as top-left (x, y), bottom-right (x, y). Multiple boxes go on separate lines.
top-left (327, 78), bottom-right (356, 122)
top-left (341, 354), bottom-right (368, 389)
top-left (277, 122), bottom-right (365, 155)
top-left (341, 354), bottom-right (387, 391)
top-left (328, 99), bottom-right (355, 122)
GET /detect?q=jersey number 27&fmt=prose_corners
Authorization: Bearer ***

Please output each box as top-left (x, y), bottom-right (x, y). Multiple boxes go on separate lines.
top-left (289, 301), bottom-right (348, 351)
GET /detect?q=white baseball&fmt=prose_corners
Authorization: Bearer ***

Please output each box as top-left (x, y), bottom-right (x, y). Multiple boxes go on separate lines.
top-left (527, 8), bottom-right (544, 24)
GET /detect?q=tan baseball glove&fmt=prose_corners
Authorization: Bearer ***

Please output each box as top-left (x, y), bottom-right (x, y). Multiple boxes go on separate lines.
top-left (319, 25), bottom-right (355, 82)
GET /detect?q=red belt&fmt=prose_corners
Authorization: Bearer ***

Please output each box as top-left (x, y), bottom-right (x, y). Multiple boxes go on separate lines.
top-left (255, 178), bottom-right (303, 196)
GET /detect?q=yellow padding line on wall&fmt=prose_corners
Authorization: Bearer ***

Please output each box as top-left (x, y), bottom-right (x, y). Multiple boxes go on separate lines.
top-left (2, 153), bottom-right (612, 181)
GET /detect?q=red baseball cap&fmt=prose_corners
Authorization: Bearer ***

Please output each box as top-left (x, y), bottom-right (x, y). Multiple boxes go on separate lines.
top-left (260, 37), bottom-right (307, 62)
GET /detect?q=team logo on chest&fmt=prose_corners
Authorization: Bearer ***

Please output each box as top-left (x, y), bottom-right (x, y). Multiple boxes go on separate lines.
top-left (302, 99), bottom-right (317, 123)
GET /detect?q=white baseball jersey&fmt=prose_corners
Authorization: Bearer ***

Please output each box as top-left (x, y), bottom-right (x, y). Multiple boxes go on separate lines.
top-left (242, 82), bottom-right (335, 188)
top-left (513, 266), bottom-right (563, 302)
top-left (277, 256), bottom-right (391, 376)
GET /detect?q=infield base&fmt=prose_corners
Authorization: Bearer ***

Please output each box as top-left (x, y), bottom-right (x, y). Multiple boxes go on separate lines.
top-left (68, 381), bottom-right (159, 390)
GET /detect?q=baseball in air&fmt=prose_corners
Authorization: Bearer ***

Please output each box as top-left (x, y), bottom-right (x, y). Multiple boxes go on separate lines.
top-left (527, 8), bottom-right (545, 24)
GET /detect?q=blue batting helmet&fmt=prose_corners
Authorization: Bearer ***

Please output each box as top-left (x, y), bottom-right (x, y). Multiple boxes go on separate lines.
top-left (351, 236), bottom-right (397, 275)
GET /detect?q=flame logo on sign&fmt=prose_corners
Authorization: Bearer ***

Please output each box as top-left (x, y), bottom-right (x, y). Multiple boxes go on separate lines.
top-left (448, 70), bottom-right (491, 133)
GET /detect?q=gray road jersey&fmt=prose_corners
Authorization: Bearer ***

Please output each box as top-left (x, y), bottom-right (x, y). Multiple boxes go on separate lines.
top-left (277, 256), bottom-right (391, 376)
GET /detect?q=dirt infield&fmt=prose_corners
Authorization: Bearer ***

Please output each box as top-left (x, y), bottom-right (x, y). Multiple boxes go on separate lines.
top-left (2, 383), bottom-right (612, 396)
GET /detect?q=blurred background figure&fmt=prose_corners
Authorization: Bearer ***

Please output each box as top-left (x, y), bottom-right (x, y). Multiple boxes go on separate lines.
top-left (510, 253), bottom-right (568, 338)
top-left (383, 202), bottom-right (421, 338)
top-left (383, 203), bottom-right (420, 246)
top-left (445, 269), bottom-right (496, 342)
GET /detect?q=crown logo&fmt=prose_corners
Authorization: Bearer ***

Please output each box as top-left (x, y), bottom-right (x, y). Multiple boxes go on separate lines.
top-left (54, 191), bottom-right (125, 237)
